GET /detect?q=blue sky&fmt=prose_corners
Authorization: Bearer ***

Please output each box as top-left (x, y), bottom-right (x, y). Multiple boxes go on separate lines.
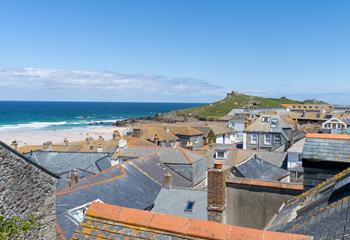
top-left (0, 0), bottom-right (349, 103)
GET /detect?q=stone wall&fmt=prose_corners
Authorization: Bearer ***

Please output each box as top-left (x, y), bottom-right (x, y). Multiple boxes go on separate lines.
top-left (0, 143), bottom-right (57, 239)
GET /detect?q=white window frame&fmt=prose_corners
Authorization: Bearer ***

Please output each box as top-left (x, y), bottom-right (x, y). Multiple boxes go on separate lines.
top-left (251, 133), bottom-right (258, 144)
top-left (274, 135), bottom-right (281, 144)
top-left (264, 134), bottom-right (272, 145)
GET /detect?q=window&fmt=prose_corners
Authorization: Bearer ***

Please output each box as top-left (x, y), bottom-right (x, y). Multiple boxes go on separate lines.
top-left (274, 135), bottom-right (281, 144)
top-left (264, 134), bottom-right (272, 145)
top-left (270, 119), bottom-right (278, 128)
top-left (251, 133), bottom-right (258, 144)
top-left (67, 199), bottom-right (103, 225)
top-left (261, 117), bottom-right (270, 122)
top-left (194, 137), bottom-right (199, 144)
top-left (184, 201), bottom-right (195, 212)
top-left (216, 150), bottom-right (226, 159)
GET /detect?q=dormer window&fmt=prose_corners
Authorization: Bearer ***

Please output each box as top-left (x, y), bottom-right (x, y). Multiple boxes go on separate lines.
top-left (262, 117), bottom-right (270, 122)
top-left (216, 150), bottom-right (227, 159)
top-left (270, 119), bottom-right (278, 128)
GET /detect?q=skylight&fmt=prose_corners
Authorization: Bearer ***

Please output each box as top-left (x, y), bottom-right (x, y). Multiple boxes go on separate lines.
top-left (184, 201), bottom-right (195, 212)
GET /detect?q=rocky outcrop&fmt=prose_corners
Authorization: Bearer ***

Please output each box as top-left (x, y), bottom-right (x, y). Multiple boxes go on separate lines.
top-left (0, 142), bottom-right (58, 239)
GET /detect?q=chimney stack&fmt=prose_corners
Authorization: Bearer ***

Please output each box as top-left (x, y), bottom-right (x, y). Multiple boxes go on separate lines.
top-left (207, 161), bottom-right (226, 223)
top-left (68, 169), bottom-right (79, 187)
top-left (163, 172), bottom-right (173, 189)
top-left (11, 140), bottom-right (18, 150)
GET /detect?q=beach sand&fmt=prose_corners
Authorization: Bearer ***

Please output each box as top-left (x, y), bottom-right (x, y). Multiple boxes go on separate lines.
top-left (0, 126), bottom-right (129, 147)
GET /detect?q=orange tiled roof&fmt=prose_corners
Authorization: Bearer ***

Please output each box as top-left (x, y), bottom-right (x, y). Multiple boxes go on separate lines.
top-left (227, 178), bottom-right (304, 191)
top-left (72, 202), bottom-right (311, 240)
top-left (306, 133), bottom-right (350, 140)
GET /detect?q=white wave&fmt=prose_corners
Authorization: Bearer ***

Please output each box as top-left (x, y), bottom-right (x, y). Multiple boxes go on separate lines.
top-left (86, 119), bottom-right (125, 124)
top-left (0, 121), bottom-right (67, 131)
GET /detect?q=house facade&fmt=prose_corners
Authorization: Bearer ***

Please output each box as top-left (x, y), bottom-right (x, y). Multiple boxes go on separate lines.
top-left (243, 115), bottom-right (293, 151)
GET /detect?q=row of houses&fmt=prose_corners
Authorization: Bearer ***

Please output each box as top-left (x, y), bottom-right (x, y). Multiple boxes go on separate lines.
top-left (2, 132), bottom-right (350, 239)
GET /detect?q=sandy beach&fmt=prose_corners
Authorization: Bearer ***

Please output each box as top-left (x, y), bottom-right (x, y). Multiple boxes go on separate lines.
top-left (0, 126), bottom-right (130, 147)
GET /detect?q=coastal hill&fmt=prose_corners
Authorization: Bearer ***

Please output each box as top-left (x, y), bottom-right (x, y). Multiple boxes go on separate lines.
top-left (175, 91), bottom-right (326, 120)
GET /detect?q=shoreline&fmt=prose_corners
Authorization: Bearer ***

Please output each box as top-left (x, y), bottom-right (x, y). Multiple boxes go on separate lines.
top-left (0, 126), bottom-right (124, 147)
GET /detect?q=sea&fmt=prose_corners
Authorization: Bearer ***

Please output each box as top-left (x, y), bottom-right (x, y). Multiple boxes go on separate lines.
top-left (0, 101), bottom-right (203, 132)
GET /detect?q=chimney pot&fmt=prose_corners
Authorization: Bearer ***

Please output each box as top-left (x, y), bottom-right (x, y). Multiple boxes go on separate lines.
top-left (163, 172), bottom-right (173, 189)
top-left (214, 160), bottom-right (223, 169)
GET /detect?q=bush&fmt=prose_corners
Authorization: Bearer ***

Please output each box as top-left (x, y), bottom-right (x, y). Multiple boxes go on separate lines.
top-left (0, 215), bottom-right (37, 240)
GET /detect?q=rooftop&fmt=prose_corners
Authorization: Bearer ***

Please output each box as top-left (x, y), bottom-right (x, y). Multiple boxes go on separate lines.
top-left (302, 133), bottom-right (350, 162)
top-left (233, 156), bottom-right (290, 181)
top-left (268, 167), bottom-right (350, 240)
top-left (56, 161), bottom-right (162, 239)
top-left (72, 202), bottom-right (311, 240)
top-left (152, 188), bottom-right (207, 220)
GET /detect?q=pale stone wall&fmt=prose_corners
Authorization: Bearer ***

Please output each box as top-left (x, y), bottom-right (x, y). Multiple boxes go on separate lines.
top-left (0, 143), bottom-right (57, 239)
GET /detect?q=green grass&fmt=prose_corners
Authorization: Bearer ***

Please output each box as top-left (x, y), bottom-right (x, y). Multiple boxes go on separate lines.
top-left (176, 94), bottom-right (303, 120)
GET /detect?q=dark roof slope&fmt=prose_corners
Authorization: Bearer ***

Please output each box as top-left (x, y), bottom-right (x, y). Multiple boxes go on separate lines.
top-left (25, 151), bottom-right (111, 175)
top-left (233, 156), bottom-right (289, 181)
top-left (129, 154), bottom-right (193, 188)
top-left (56, 162), bottom-right (161, 239)
top-left (152, 188), bottom-right (207, 220)
top-left (0, 141), bottom-right (58, 178)
top-left (268, 167), bottom-right (350, 240)
top-left (302, 134), bottom-right (350, 163)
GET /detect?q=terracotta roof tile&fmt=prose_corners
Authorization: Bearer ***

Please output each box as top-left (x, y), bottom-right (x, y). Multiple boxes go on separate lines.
top-left (226, 178), bottom-right (304, 191)
top-left (306, 133), bottom-right (350, 140)
top-left (79, 202), bottom-right (312, 240)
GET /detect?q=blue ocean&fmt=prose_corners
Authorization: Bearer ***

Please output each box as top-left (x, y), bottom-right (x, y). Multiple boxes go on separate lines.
top-left (0, 101), bottom-right (202, 131)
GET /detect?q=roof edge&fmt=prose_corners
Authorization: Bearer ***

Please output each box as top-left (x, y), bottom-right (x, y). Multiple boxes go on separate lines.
top-left (0, 141), bottom-right (59, 179)
top-left (226, 177), bottom-right (303, 191)
top-left (83, 202), bottom-right (311, 240)
top-left (306, 133), bottom-right (350, 140)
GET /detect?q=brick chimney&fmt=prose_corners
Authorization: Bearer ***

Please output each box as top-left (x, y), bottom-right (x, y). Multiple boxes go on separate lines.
top-left (163, 172), bottom-right (173, 189)
top-left (207, 161), bottom-right (226, 223)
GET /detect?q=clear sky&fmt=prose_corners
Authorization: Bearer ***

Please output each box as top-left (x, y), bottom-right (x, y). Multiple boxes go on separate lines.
top-left (0, 0), bottom-right (349, 103)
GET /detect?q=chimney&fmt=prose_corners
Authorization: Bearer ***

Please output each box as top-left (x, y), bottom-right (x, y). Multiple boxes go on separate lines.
top-left (42, 141), bottom-right (52, 150)
top-left (68, 169), bottom-right (79, 187)
top-left (207, 161), bottom-right (226, 223)
top-left (11, 140), bottom-right (18, 150)
top-left (163, 172), bottom-right (173, 189)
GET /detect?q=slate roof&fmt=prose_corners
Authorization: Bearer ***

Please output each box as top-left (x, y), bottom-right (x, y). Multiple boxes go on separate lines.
top-left (267, 167), bottom-right (350, 240)
top-left (112, 146), bottom-right (204, 164)
top-left (193, 126), bottom-right (212, 137)
top-left (166, 125), bottom-right (204, 136)
top-left (56, 162), bottom-right (162, 239)
top-left (72, 202), bottom-right (311, 240)
top-left (137, 125), bottom-right (179, 142)
top-left (232, 156), bottom-right (290, 181)
top-left (219, 149), bottom-right (287, 168)
top-left (302, 133), bottom-right (350, 162)
top-left (25, 151), bottom-right (111, 190)
top-left (152, 188), bottom-right (207, 220)
top-left (129, 154), bottom-right (193, 188)
top-left (245, 114), bottom-right (292, 133)
top-left (0, 141), bottom-right (59, 178)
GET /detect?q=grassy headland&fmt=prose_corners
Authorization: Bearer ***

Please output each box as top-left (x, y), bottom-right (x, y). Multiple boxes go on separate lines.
top-left (176, 93), bottom-right (318, 120)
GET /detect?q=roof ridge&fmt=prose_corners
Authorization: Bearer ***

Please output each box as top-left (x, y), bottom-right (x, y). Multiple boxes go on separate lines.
top-left (0, 141), bottom-right (59, 178)
top-left (81, 202), bottom-right (311, 240)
